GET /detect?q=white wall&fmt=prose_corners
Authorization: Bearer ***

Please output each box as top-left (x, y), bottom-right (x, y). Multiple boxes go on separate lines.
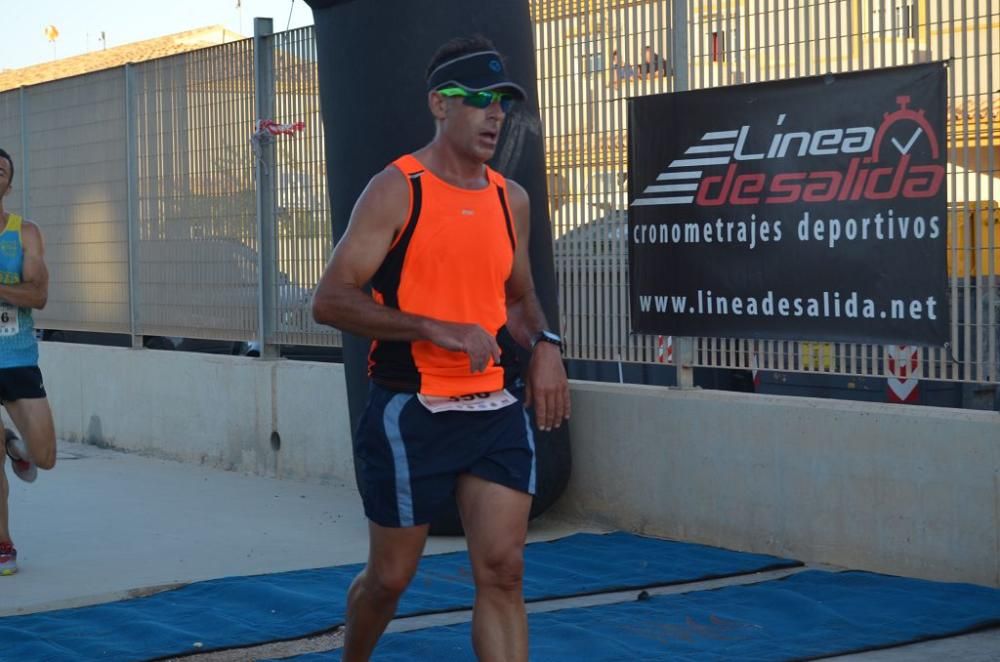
top-left (555, 382), bottom-right (1000, 587)
top-left (34, 343), bottom-right (1000, 586)
top-left (37, 343), bottom-right (355, 483)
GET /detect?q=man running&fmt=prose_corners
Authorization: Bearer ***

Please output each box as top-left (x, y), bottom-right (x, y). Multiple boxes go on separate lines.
top-left (0, 147), bottom-right (57, 576)
top-left (312, 36), bottom-right (570, 661)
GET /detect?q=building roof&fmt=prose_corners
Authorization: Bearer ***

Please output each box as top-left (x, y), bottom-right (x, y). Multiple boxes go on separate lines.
top-left (0, 26), bottom-right (245, 92)
top-left (951, 95), bottom-right (1000, 124)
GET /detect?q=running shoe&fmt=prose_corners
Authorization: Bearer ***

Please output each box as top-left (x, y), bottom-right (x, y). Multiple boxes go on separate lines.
top-left (5, 430), bottom-right (36, 483)
top-left (0, 542), bottom-right (16, 576)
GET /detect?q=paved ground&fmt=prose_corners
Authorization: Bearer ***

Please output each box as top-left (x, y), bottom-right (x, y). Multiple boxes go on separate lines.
top-left (3, 441), bottom-right (999, 661)
top-left (2, 442), bottom-right (587, 616)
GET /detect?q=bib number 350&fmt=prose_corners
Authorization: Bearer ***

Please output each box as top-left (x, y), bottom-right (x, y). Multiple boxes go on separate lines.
top-left (418, 389), bottom-right (517, 414)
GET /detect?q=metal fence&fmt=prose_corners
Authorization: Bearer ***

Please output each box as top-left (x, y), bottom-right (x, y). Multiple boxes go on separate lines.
top-left (270, 27), bottom-right (336, 347)
top-left (16, 69), bottom-right (131, 335)
top-left (131, 38), bottom-right (258, 341)
top-left (1, 3), bottom-right (996, 383)
top-left (0, 23), bottom-right (336, 352)
top-left (535, 0), bottom-right (999, 383)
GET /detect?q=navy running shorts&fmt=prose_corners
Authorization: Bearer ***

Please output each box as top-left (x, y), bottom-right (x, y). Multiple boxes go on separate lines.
top-left (0, 366), bottom-right (46, 403)
top-left (354, 382), bottom-right (536, 528)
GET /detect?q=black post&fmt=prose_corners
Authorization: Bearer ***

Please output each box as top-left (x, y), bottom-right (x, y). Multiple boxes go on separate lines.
top-left (305, 0), bottom-right (571, 532)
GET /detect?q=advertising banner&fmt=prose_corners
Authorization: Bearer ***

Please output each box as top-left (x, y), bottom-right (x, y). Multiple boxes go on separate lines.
top-left (628, 63), bottom-right (948, 345)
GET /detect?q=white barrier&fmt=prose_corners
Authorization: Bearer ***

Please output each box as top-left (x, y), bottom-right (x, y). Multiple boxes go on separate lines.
top-left (36, 343), bottom-right (1000, 586)
top-left (38, 343), bottom-right (355, 483)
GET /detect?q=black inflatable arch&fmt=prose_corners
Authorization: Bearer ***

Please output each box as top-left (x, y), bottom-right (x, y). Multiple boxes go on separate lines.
top-left (304, 0), bottom-right (571, 534)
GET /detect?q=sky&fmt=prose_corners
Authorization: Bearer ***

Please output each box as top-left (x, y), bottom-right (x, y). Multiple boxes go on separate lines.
top-left (3, 0), bottom-right (315, 71)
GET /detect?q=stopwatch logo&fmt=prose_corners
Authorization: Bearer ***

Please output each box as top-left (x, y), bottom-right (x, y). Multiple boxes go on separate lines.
top-left (869, 95), bottom-right (940, 163)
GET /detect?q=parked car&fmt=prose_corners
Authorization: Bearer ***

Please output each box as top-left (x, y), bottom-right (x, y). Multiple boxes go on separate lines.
top-left (39, 238), bottom-right (313, 354)
top-left (38, 330), bottom-right (244, 354)
top-left (241, 340), bottom-right (343, 363)
top-left (552, 206), bottom-right (759, 392)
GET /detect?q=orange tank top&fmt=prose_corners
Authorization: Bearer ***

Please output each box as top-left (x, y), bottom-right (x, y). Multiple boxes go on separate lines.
top-left (368, 154), bottom-right (517, 396)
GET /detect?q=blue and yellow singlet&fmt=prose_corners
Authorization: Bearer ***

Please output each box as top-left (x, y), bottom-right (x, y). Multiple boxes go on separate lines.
top-left (0, 214), bottom-right (38, 368)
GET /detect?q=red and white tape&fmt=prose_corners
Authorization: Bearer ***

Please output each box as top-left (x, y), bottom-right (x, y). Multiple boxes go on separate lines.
top-left (255, 119), bottom-right (306, 136)
top-left (656, 335), bottom-right (673, 364)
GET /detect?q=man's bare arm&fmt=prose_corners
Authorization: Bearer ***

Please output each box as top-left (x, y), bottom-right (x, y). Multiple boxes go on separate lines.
top-left (503, 180), bottom-right (570, 430)
top-left (0, 222), bottom-right (48, 309)
top-left (504, 181), bottom-right (552, 347)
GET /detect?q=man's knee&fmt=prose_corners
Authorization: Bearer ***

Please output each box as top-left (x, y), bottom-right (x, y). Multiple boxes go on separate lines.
top-left (34, 449), bottom-right (55, 471)
top-left (24, 433), bottom-right (56, 470)
top-left (364, 562), bottom-right (417, 601)
top-left (474, 548), bottom-right (525, 592)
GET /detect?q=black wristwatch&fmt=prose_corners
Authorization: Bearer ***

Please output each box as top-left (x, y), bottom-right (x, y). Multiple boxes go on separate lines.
top-left (530, 330), bottom-right (563, 352)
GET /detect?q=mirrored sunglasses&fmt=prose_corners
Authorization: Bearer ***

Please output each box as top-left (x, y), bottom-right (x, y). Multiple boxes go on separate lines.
top-left (436, 87), bottom-right (516, 112)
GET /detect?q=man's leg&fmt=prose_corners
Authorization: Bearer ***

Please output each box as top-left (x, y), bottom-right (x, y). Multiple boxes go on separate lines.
top-left (4, 397), bottom-right (56, 471)
top-left (0, 439), bottom-right (9, 543)
top-left (342, 521), bottom-right (429, 662)
top-left (0, 416), bottom-right (17, 575)
top-left (457, 474), bottom-right (532, 662)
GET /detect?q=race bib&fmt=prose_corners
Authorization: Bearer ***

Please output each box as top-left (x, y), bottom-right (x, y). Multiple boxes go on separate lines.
top-left (418, 389), bottom-right (518, 414)
top-left (0, 303), bottom-right (18, 337)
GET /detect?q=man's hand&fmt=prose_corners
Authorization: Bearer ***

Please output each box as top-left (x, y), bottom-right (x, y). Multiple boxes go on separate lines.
top-left (426, 321), bottom-right (502, 373)
top-left (525, 343), bottom-right (571, 431)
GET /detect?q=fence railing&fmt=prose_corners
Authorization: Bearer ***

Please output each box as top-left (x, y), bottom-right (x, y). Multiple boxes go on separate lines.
top-left (1, 2), bottom-right (996, 383)
top-left (0, 24), bottom-right (339, 352)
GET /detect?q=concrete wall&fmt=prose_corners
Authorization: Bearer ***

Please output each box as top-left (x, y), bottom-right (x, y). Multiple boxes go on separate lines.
top-left (33, 343), bottom-right (1000, 586)
top-left (36, 343), bottom-right (354, 484)
top-left (555, 382), bottom-right (1000, 587)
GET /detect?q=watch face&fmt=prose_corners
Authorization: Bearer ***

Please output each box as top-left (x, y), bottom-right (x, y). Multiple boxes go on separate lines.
top-left (542, 331), bottom-right (561, 343)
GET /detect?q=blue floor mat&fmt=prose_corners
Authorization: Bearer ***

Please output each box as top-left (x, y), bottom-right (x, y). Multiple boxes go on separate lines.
top-left (0, 532), bottom-right (798, 661)
top-left (286, 570), bottom-right (1000, 662)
